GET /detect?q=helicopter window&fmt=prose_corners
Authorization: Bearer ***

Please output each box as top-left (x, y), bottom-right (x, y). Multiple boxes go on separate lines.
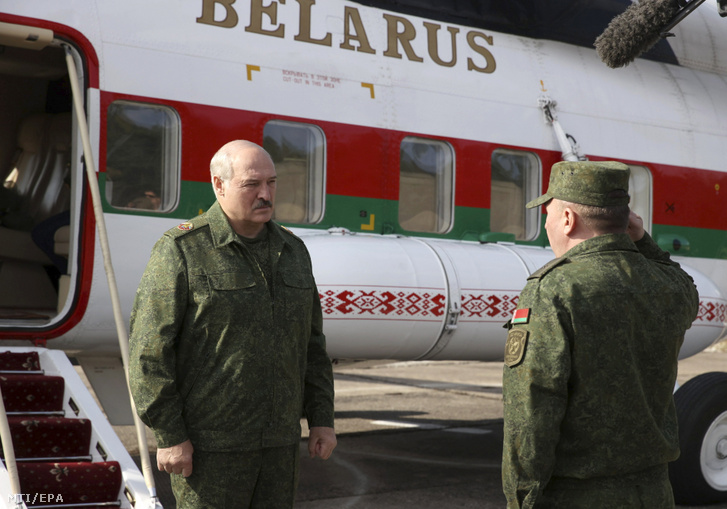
top-left (105, 101), bottom-right (180, 212)
top-left (627, 165), bottom-right (652, 233)
top-left (398, 137), bottom-right (454, 234)
top-left (263, 120), bottom-right (325, 224)
top-left (490, 149), bottom-right (540, 241)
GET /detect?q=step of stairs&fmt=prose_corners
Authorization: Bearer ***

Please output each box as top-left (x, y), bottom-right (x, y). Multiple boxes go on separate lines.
top-left (1, 374), bottom-right (65, 413)
top-left (2, 416), bottom-right (91, 459)
top-left (0, 348), bottom-right (160, 509)
top-left (17, 461), bottom-right (121, 506)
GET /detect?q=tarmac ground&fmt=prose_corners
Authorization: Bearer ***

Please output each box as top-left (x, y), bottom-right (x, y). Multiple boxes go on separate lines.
top-left (109, 347), bottom-right (727, 508)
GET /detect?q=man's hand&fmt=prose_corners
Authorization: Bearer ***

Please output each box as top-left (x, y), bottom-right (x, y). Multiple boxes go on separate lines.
top-left (157, 439), bottom-right (194, 477)
top-left (308, 426), bottom-right (337, 460)
top-left (627, 210), bottom-right (645, 242)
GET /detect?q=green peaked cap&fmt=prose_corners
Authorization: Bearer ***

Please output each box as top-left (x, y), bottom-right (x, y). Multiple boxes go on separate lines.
top-left (526, 161), bottom-right (630, 209)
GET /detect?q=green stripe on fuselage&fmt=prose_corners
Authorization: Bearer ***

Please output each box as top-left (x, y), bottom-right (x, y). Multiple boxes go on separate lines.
top-left (320, 195), bottom-right (496, 241)
top-left (99, 179), bottom-right (727, 259)
top-left (652, 224), bottom-right (727, 259)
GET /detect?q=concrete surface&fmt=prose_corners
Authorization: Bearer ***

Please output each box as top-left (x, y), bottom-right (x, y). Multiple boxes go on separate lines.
top-left (104, 346), bottom-right (727, 508)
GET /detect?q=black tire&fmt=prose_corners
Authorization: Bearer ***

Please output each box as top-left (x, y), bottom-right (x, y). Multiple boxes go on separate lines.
top-left (670, 372), bottom-right (727, 504)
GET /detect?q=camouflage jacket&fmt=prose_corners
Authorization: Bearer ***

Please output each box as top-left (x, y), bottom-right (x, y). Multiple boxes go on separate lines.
top-left (129, 201), bottom-right (334, 451)
top-left (502, 232), bottom-right (699, 508)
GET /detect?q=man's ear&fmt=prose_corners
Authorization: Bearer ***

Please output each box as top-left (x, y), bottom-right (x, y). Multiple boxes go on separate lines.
top-left (562, 206), bottom-right (577, 236)
top-left (212, 175), bottom-right (224, 197)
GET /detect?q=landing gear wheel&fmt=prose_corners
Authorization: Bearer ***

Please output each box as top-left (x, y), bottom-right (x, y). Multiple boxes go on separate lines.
top-left (670, 372), bottom-right (727, 504)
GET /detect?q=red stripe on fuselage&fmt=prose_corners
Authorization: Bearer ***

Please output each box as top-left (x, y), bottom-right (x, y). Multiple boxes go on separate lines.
top-left (100, 91), bottom-right (727, 231)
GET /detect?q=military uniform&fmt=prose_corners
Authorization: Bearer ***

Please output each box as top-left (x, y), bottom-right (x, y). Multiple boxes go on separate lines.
top-left (501, 161), bottom-right (699, 508)
top-left (129, 201), bottom-right (334, 507)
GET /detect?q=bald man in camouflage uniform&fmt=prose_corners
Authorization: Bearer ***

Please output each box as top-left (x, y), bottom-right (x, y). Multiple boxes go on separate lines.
top-left (501, 161), bottom-right (699, 508)
top-left (129, 140), bottom-right (336, 508)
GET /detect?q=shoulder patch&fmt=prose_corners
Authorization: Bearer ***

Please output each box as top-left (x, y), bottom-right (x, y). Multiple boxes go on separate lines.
top-left (166, 216), bottom-right (208, 239)
top-left (504, 329), bottom-right (528, 367)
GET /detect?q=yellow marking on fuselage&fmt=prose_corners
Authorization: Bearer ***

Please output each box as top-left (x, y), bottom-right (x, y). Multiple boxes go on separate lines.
top-left (247, 64), bottom-right (261, 81)
top-left (361, 214), bottom-right (375, 230)
top-left (361, 82), bottom-right (375, 99)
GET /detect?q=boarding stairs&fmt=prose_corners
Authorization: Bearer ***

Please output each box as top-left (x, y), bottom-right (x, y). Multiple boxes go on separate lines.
top-left (0, 347), bottom-right (160, 509)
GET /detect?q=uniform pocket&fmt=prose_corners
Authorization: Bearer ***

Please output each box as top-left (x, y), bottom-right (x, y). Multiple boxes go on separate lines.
top-left (208, 272), bottom-right (256, 290)
top-left (281, 271), bottom-right (312, 290)
top-left (189, 274), bottom-right (210, 305)
top-left (281, 271), bottom-right (313, 325)
top-left (204, 272), bottom-right (259, 325)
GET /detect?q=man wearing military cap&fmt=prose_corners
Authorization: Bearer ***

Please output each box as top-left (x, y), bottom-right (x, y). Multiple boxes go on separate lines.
top-left (501, 160), bottom-right (699, 508)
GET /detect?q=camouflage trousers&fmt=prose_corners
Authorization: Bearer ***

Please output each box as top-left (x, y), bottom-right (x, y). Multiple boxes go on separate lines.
top-left (170, 444), bottom-right (300, 509)
top-left (536, 465), bottom-right (674, 509)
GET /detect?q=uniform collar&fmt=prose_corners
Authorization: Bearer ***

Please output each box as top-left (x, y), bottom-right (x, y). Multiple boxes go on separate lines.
top-left (206, 201), bottom-right (288, 251)
top-left (561, 232), bottom-right (638, 259)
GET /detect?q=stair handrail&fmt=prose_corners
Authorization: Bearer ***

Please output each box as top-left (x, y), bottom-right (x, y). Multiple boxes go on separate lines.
top-left (63, 45), bottom-right (159, 507)
top-left (0, 385), bottom-right (25, 508)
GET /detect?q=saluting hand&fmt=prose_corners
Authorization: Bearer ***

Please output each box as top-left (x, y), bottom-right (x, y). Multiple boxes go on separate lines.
top-left (157, 439), bottom-right (194, 477)
top-left (627, 210), bottom-right (645, 242)
top-left (308, 426), bottom-right (337, 460)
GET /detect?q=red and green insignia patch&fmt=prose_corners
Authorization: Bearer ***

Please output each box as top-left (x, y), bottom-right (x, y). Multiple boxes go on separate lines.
top-left (512, 308), bottom-right (530, 325)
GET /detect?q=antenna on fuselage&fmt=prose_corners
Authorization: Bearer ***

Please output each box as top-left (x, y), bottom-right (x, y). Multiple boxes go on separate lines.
top-left (538, 96), bottom-right (586, 162)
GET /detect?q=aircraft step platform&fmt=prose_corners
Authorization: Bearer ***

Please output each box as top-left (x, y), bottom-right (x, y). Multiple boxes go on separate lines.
top-left (0, 348), bottom-right (160, 509)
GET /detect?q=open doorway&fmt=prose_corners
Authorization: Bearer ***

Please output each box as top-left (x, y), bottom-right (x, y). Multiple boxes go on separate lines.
top-left (0, 35), bottom-right (79, 327)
